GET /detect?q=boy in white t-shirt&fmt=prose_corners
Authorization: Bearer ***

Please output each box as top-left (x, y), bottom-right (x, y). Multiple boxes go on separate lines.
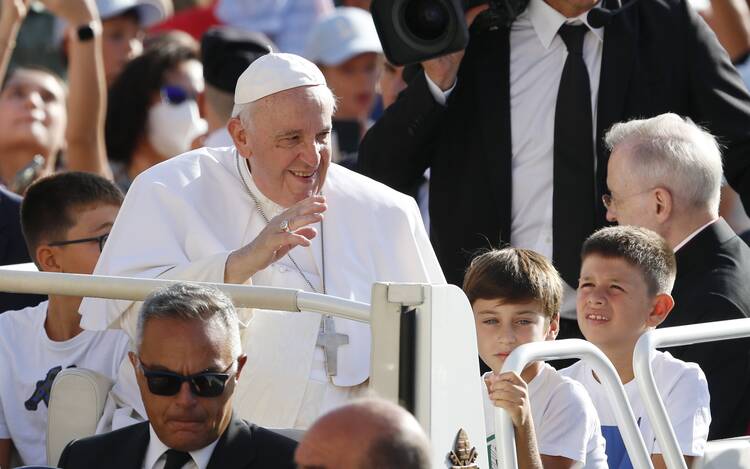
top-left (561, 226), bottom-right (711, 469)
top-left (463, 248), bottom-right (608, 469)
top-left (0, 172), bottom-right (130, 468)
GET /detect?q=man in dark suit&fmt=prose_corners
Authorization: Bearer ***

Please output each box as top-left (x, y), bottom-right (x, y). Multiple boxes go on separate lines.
top-left (604, 113), bottom-right (750, 439)
top-left (58, 283), bottom-right (297, 468)
top-left (0, 186), bottom-right (45, 313)
top-left (358, 0), bottom-right (750, 338)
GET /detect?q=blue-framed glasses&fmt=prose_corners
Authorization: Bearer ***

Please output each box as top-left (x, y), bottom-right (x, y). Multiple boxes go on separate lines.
top-left (138, 359), bottom-right (236, 397)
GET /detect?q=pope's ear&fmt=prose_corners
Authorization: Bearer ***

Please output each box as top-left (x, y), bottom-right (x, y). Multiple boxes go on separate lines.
top-left (228, 117), bottom-right (252, 157)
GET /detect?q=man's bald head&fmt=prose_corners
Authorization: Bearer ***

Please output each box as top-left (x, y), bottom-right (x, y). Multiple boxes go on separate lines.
top-left (295, 398), bottom-right (432, 469)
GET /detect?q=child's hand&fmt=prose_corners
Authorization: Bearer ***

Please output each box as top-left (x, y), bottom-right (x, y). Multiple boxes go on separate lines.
top-left (485, 371), bottom-right (532, 428)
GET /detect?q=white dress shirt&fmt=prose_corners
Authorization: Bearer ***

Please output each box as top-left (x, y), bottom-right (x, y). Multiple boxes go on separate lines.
top-left (142, 425), bottom-right (219, 469)
top-left (427, 0), bottom-right (604, 317)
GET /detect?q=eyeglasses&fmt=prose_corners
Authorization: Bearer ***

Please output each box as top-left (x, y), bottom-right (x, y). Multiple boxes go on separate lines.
top-left (161, 85), bottom-right (195, 105)
top-left (48, 233), bottom-right (109, 252)
top-left (601, 187), bottom-right (658, 211)
top-left (138, 359), bottom-right (237, 397)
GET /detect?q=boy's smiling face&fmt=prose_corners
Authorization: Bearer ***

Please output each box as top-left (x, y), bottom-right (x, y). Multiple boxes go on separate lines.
top-left (577, 254), bottom-right (671, 354)
top-left (472, 299), bottom-right (558, 374)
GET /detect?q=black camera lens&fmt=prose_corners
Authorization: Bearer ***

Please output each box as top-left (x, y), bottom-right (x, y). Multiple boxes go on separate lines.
top-left (403, 0), bottom-right (450, 41)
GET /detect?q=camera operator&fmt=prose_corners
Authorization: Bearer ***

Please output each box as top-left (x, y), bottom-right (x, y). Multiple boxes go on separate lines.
top-left (358, 0), bottom-right (750, 338)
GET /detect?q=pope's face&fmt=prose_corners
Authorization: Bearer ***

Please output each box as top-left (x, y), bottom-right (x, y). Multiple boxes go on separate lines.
top-left (234, 86), bottom-right (333, 207)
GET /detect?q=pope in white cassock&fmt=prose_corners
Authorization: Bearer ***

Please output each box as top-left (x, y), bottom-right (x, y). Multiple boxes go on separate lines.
top-left (79, 53), bottom-right (445, 430)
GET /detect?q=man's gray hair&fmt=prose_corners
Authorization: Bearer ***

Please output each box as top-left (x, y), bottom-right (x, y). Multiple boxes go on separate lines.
top-left (136, 283), bottom-right (241, 357)
top-left (605, 113), bottom-right (723, 215)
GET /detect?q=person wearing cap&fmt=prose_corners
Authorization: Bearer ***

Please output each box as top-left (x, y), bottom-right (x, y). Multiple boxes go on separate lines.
top-left (304, 7), bottom-right (383, 169)
top-left (79, 52), bottom-right (444, 431)
top-left (199, 26), bottom-right (274, 148)
top-left (93, 0), bottom-right (167, 85)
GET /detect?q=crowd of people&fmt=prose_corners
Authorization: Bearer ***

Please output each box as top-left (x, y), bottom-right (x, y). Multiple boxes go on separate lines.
top-left (0, 0), bottom-right (750, 467)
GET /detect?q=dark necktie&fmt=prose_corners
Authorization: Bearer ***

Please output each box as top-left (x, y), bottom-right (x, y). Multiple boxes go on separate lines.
top-left (553, 24), bottom-right (596, 289)
top-left (163, 449), bottom-right (192, 469)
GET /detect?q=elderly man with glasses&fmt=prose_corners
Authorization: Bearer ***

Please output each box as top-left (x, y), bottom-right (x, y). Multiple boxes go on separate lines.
top-left (0, 172), bottom-right (130, 468)
top-left (58, 283), bottom-right (298, 469)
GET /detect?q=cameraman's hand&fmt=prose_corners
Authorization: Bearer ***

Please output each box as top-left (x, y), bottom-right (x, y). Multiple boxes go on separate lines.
top-left (422, 4), bottom-right (488, 91)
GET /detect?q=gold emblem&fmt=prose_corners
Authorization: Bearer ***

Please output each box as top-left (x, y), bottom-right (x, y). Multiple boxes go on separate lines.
top-left (448, 428), bottom-right (479, 468)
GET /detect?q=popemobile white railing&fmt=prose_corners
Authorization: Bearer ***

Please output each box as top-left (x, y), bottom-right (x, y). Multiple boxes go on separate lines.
top-left (633, 318), bottom-right (750, 469)
top-left (498, 339), bottom-right (654, 469)
top-left (0, 268), bottom-right (370, 322)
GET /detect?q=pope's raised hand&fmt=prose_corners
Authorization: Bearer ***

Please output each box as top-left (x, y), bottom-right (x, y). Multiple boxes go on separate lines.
top-left (224, 195), bottom-right (327, 284)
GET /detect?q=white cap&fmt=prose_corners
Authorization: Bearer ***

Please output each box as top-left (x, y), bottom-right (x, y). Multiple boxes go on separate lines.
top-left (96, 0), bottom-right (167, 27)
top-left (234, 53), bottom-right (327, 105)
top-left (303, 7), bottom-right (383, 66)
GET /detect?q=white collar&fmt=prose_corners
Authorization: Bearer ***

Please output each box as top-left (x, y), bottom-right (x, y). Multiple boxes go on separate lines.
top-left (144, 424), bottom-right (220, 469)
top-left (236, 151), bottom-right (286, 219)
top-left (673, 218), bottom-right (720, 252)
top-left (525, 0), bottom-right (606, 50)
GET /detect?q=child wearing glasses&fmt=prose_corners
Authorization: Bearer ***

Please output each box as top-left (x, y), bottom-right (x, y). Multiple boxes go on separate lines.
top-left (0, 172), bottom-right (130, 468)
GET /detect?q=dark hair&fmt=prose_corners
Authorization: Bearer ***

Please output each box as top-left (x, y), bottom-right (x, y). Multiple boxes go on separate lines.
top-left (463, 247), bottom-right (562, 319)
top-left (20, 171), bottom-right (123, 258)
top-left (581, 226), bottom-right (676, 295)
top-left (2, 65), bottom-right (66, 93)
top-left (362, 434), bottom-right (431, 469)
top-left (105, 34), bottom-right (199, 165)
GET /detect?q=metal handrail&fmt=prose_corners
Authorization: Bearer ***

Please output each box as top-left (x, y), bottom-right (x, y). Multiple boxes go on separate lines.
top-left (633, 318), bottom-right (750, 469)
top-left (497, 339), bottom-right (653, 469)
top-left (0, 269), bottom-right (371, 322)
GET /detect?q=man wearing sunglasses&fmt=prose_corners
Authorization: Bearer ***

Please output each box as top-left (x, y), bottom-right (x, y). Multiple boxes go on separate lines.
top-left (0, 172), bottom-right (130, 468)
top-left (58, 283), bottom-right (297, 469)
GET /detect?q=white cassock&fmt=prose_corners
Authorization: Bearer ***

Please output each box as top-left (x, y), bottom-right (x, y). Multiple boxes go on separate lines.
top-left (79, 146), bottom-right (445, 429)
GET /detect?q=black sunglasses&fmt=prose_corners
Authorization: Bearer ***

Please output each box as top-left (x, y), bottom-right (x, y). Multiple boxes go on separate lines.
top-left (138, 359), bottom-right (236, 398)
top-left (48, 233), bottom-right (109, 252)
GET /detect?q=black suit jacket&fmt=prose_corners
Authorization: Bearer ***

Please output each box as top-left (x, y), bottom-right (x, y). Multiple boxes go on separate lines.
top-left (660, 219), bottom-right (750, 439)
top-left (57, 416), bottom-right (298, 469)
top-left (358, 0), bottom-right (750, 286)
top-left (0, 186), bottom-right (45, 312)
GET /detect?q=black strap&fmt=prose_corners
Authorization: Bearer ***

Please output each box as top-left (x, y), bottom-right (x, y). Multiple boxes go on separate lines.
top-left (553, 24), bottom-right (596, 289)
top-left (163, 449), bottom-right (193, 469)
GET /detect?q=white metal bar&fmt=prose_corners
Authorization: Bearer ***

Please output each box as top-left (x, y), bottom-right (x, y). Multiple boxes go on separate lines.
top-left (633, 318), bottom-right (750, 469)
top-left (497, 339), bottom-right (653, 469)
top-left (0, 269), bottom-right (370, 322)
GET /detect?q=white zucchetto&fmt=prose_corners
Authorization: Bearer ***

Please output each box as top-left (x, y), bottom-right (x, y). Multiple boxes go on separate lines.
top-left (234, 53), bottom-right (327, 105)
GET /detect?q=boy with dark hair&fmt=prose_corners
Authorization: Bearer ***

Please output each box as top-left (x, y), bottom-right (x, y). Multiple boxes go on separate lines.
top-left (561, 226), bottom-right (710, 469)
top-left (464, 248), bottom-right (607, 469)
top-left (0, 172), bottom-right (130, 468)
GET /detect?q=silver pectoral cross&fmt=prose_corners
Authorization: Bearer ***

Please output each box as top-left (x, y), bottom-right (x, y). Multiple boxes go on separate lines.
top-left (316, 316), bottom-right (349, 377)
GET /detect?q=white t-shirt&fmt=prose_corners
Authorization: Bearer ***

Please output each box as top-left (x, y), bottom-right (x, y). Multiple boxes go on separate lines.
top-left (560, 351), bottom-right (711, 469)
top-left (483, 363), bottom-right (608, 469)
top-left (0, 301), bottom-right (130, 466)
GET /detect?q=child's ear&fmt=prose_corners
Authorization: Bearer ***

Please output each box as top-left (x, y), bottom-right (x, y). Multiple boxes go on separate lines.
top-left (545, 313), bottom-right (560, 341)
top-left (646, 293), bottom-right (674, 327)
top-left (35, 245), bottom-right (62, 273)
